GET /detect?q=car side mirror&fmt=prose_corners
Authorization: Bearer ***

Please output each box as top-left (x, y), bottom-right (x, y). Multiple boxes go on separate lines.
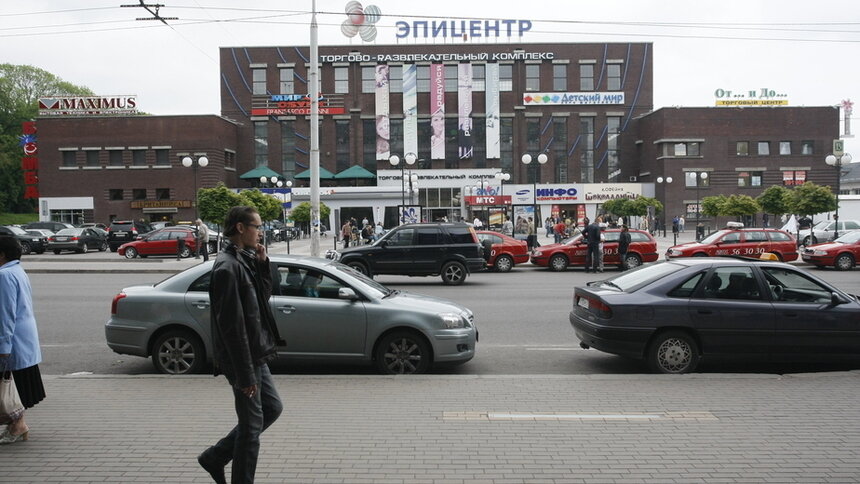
top-left (338, 287), bottom-right (359, 301)
top-left (830, 292), bottom-right (849, 306)
top-left (378, 240), bottom-right (388, 248)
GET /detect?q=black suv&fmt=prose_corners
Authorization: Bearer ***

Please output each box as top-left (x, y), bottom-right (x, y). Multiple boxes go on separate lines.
top-left (328, 222), bottom-right (486, 285)
top-left (107, 220), bottom-right (153, 252)
top-left (0, 225), bottom-right (47, 255)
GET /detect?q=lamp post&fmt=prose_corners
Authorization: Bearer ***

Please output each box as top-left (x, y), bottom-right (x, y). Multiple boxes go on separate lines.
top-left (275, 179), bottom-right (294, 253)
top-left (825, 152), bottom-right (853, 238)
top-left (657, 176), bottom-right (673, 243)
top-left (688, 171), bottom-right (708, 241)
top-left (182, 155), bottom-right (209, 258)
top-left (389, 153), bottom-right (417, 224)
top-left (495, 172), bottom-right (511, 230)
top-left (522, 153), bottom-right (548, 249)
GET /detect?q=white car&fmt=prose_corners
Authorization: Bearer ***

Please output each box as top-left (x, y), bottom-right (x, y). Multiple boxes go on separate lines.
top-left (801, 220), bottom-right (860, 246)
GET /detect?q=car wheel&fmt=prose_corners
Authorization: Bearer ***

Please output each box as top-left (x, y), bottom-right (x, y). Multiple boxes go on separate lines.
top-left (207, 242), bottom-right (217, 254)
top-left (494, 254), bottom-right (514, 272)
top-left (179, 246), bottom-right (192, 258)
top-left (441, 261), bottom-right (467, 285)
top-left (20, 242), bottom-right (31, 255)
top-left (347, 261), bottom-right (370, 276)
top-left (549, 254), bottom-right (568, 271)
top-left (374, 331), bottom-right (432, 375)
top-left (624, 253), bottom-right (642, 269)
top-left (77, 244), bottom-right (87, 254)
top-left (124, 247), bottom-right (138, 259)
top-left (647, 331), bottom-right (699, 374)
top-left (151, 329), bottom-right (206, 375)
top-left (99, 242), bottom-right (108, 252)
top-left (802, 236), bottom-right (818, 246)
top-left (53, 249), bottom-right (61, 255)
top-left (835, 253), bottom-right (855, 271)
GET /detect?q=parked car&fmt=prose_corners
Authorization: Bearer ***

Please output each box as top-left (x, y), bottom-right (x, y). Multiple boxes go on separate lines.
top-left (326, 222), bottom-right (486, 285)
top-left (570, 258), bottom-right (860, 374)
top-left (105, 255), bottom-right (477, 375)
top-left (530, 228), bottom-right (658, 271)
top-left (118, 227), bottom-right (198, 259)
top-left (801, 231), bottom-right (860, 270)
top-left (149, 221), bottom-right (175, 231)
top-left (800, 219), bottom-right (860, 246)
top-left (24, 221), bottom-right (74, 233)
top-left (0, 225), bottom-right (47, 254)
top-left (48, 227), bottom-right (108, 253)
top-left (107, 220), bottom-right (153, 252)
top-left (79, 222), bottom-right (107, 230)
top-left (26, 229), bottom-right (55, 238)
top-left (475, 230), bottom-right (529, 272)
top-left (666, 225), bottom-right (798, 262)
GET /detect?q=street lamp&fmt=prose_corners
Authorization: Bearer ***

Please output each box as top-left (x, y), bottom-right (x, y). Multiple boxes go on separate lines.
top-left (389, 153), bottom-right (417, 224)
top-left (688, 171), bottom-right (708, 241)
top-left (657, 176), bottom-right (673, 242)
top-left (273, 179), bottom-right (293, 253)
top-left (522, 153), bottom-right (548, 249)
top-left (495, 172), bottom-right (511, 230)
top-left (181, 155), bottom-right (209, 221)
top-left (825, 152), bottom-right (854, 238)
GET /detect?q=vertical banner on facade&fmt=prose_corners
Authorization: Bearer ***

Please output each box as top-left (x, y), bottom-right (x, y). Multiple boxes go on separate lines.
top-left (458, 63), bottom-right (473, 160)
top-left (430, 63), bottom-right (445, 160)
top-left (485, 63), bottom-right (501, 159)
top-left (513, 205), bottom-right (534, 238)
top-left (403, 63), bottom-right (418, 159)
top-left (21, 122), bottom-right (39, 199)
top-left (375, 65), bottom-right (390, 160)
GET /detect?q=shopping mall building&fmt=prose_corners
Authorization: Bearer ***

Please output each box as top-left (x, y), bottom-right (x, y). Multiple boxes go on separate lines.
top-left (30, 40), bottom-right (839, 231)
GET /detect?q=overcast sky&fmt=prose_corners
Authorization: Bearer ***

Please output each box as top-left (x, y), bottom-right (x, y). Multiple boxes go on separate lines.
top-left (4, 0), bottom-right (860, 153)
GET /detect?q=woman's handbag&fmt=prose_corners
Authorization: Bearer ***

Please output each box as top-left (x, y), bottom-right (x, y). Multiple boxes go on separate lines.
top-left (0, 360), bottom-right (25, 425)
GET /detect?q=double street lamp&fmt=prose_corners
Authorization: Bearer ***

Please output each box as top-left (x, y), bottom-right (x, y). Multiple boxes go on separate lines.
top-left (181, 155), bottom-right (209, 221)
top-left (657, 176), bottom-right (673, 243)
top-left (688, 171), bottom-right (708, 241)
top-left (260, 176), bottom-right (294, 253)
top-left (522, 153), bottom-right (548, 249)
top-left (825, 152), bottom-right (854, 238)
top-left (389, 154), bottom-right (417, 223)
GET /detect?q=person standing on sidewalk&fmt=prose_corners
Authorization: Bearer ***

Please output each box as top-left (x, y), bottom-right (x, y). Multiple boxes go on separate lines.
top-left (0, 236), bottom-right (46, 445)
top-left (196, 219), bottom-right (210, 262)
top-left (199, 206), bottom-right (284, 484)
top-left (618, 225), bottom-right (632, 271)
top-left (583, 218), bottom-right (601, 273)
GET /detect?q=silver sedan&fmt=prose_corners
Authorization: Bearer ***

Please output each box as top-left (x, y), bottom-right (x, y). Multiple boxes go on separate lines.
top-left (105, 255), bottom-right (477, 375)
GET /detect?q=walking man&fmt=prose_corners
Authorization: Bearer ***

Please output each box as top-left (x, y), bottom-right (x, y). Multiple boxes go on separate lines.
top-left (584, 217), bottom-right (601, 273)
top-left (198, 206), bottom-right (284, 484)
top-left (196, 219), bottom-right (210, 261)
top-left (618, 224), bottom-right (632, 271)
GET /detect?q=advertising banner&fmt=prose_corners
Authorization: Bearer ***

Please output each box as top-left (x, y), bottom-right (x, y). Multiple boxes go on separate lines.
top-left (513, 205), bottom-right (535, 238)
top-left (485, 63), bottom-right (501, 159)
top-left (403, 64), bottom-right (419, 159)
top-left (400, 205), bottom-right (421, 224)
top-left (522, 92), bottom-right (624, 106)
top-left (430, 63), bottom-right (445, 160)
top-left (458, 63), bottom-right (473, 160)
top-left (375, 65), bottom-right (390, 160)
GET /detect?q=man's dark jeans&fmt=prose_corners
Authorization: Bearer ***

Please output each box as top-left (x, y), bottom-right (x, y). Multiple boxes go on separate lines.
top-left (202, 364), bottom-right (282, 483)
top-left (585, 244), bottom-right (601, 272)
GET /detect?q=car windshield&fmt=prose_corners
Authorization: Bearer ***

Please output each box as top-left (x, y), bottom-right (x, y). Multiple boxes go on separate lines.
top-left (7, 226), bottom-right (26, 235)
top-left (564, 235), bottom-right (584, 246)
top-left (56, 228), bottom-right (82, 235)
top-left (835, 231), bottom-right (860, 244)
top-left (812, 220), bottom-right (832, 230)
top-left (699, 230), bottom-right (732, 245)
top-left (597, 261), bottom-right (686, 292)
top-left (333, 262), bottom-right (390, 297)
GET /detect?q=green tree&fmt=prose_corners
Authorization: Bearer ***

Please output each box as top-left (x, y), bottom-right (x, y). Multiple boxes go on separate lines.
top-left (197, 183), bottom-right (243, 226)
top-left (290, 202), bottom-right (331, 226)
top-left (788, 182), bottom-right (837, 216)
top-left (239, 189), bottom-right (283, 222)
top-left (701, 195), bottom-right (728, 217)
top-left (631, 196), bottom-right (663, 216)
top-left (722, 194), bottom-right (761, 219)
top-left (601, 198), bottom-right (636, 218)
top-left (756, 186), bottom-right (791, 217)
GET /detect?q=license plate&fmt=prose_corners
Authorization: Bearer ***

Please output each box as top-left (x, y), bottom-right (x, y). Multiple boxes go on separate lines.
top-left (114, 231), bottom-right (127, 236)
top-left (56, 237), bottom-right (68, 241)
top-left (577, 297), bottom-right (589, 309)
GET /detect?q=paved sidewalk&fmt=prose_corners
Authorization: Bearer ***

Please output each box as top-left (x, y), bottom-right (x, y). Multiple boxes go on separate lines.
top-left (1, 372), bottom-right (859, 483)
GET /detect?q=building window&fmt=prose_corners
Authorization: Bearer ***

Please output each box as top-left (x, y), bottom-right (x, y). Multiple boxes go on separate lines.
top-left (224, 150), bottom-right (235, 169)
top-left (132, 149), bottom-right (146, 166)
top-left (757, 141), bottom-right (770, 155)
top-left (62, 151), bottom-right (77, 167)
top-left (334, 66), bottom-right (348, 94)
top-left (801, 140), bottom-right (814, 155)
top-left (362, 119), bottom-right (376, 171)
top-left (279, 68), bottom-right (294, 94)
top-left (554, 118), bottom-right (568, 183)
top-left (738, 171), bottom-right (763, 187)
top-left (445, 65), bottom-right (457, 92)
top-left (470, 116), bottom-right (484, 168)
top-left (780, 141), bottom-right (791, 155)
top-left (500, 118), bottom-right (513, 173)
top-left (673, 143), bottom-right (687, 156)
top-left (580, 64), bottom-right (594, 91)
top-left (552, 64), bottom-right (566, 91)
top-left (526, 118), bottom-right (541, 183)
top-left (607, 64), bottom-right (622, 90)
top-left (155, 149), bottom-right (169, 166)
top-left (86, 150), bottom-right (100, 167)
top-left (782, 170), bottom-right (807, 186)
top-left (389, 118), bottom-right (403, 156)
top-left (417, 65), bottom-right (430, 93)
top-left (685, 172), bottom-right (710, 187)
top-left (132, 189), bottom-right (147, 200)
top-left (280, 121), bottom-right (295, 179)
top-left (252, 68), bottom-right (266, 95)
top-left (389, 65), bottom-right (402, 93)
top-left (108, 150), bottom-right (123, 166)
top-left (472, 64), bottom-right (485, 92)
top-left (736, 141), bottom-right (749, 156)
top-left (580, 117), bottom-right (594, 183)
top-left (499, 64), bottom-right (513, 92)
top-left (155, 188), bottom-right (170, 200)
top-left (418, 118), bottom-right (431, 168)
top-left (361, 66), bottom-right (375, 93)
top-left (607, 116), bottom-right (620, 181)
top-left (108, 189), bottom-right (123, 201)
top-left (254, 121), bottom-right (268, 167)
top-left (526, 64), bottom-right (541, 92)
top-left (335, 120), bottom-right (350, 172)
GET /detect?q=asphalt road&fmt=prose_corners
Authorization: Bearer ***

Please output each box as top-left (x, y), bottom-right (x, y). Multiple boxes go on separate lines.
top-left (30, 261), bottom-right (860, 376)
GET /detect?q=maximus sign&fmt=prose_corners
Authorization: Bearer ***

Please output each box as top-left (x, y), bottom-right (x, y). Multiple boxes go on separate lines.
top-left (38, 96), bottom-right (137, 116)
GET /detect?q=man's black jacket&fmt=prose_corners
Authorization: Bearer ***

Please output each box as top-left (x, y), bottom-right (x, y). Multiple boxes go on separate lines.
top-left (209, 243), bottom-right (283, 388)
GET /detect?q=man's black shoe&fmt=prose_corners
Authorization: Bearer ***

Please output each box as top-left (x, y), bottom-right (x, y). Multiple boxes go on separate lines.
top-left (198, 453), bottom-right (227, 484)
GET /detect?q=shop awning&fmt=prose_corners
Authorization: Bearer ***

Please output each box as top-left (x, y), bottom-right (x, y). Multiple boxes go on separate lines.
top-left (333, 165), bottom-right (376, 179)
top-left (239, 166), bottom-right (283, 180)
top-left (294, 167), bottom-right (336, 179)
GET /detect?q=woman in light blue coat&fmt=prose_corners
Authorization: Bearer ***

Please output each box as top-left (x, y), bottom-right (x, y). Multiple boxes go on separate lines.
top-left (0, 235), bottom-right (45, 444)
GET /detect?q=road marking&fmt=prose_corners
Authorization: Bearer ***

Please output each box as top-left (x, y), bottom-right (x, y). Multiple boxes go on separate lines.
top-left (443, 411), bottom-right (718, 422)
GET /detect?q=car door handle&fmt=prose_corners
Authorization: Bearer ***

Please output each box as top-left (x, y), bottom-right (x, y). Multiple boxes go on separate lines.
top-left (782, 312), bottom-right (799, 318)
top-left (191, 300), bottom-right (210, 309)
top-left (277, 305), bottom-right (297, 314)
top-left (697, 309), bottom-right (713, 315)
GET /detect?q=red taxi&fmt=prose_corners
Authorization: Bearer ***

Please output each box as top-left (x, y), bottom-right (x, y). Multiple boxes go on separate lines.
top-left (530, 229), bottom-right (658, 271)
top-left (476, 230), bottom-right (529, 272)
top-left (801, 231), bottom-right (860, 270)
top-left (666, 223), bottom-right (798, 261)
top-left (118, 227), bottom-right (199, 259)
